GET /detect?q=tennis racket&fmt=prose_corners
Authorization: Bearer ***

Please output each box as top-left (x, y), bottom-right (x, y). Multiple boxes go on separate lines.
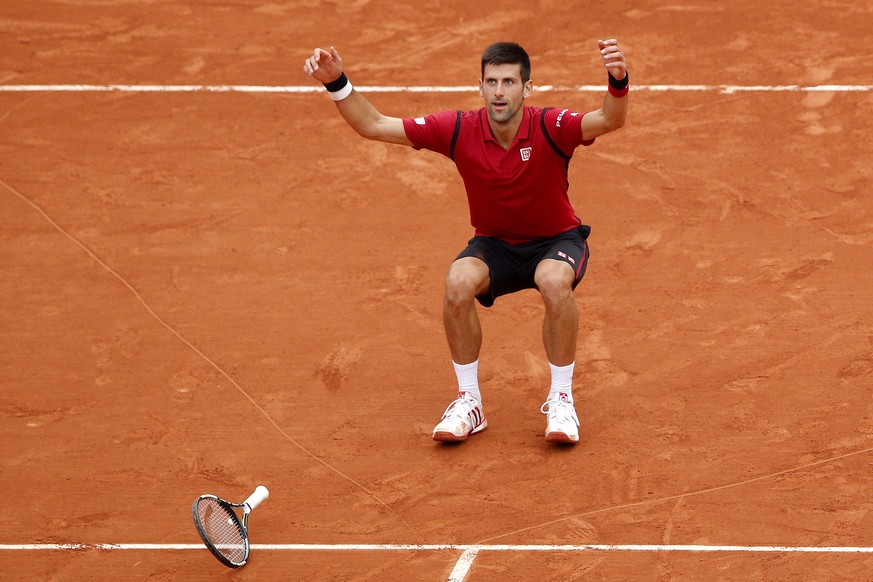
top-left (192, 485), bottom-right (269, 568)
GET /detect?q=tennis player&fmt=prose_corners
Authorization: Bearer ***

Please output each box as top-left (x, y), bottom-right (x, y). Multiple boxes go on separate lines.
top-left (304, 39), bottom-right (628, 444)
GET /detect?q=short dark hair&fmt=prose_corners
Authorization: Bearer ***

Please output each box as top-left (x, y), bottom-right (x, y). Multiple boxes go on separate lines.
top-left (481, 42), bottom-right (531, 83)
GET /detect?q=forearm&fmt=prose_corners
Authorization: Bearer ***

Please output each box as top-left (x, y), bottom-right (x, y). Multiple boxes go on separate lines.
top-left (600, 74), bottom-right (628, 131)
top-left (580, 73), bottom-right (628, 140)
top-left (333, 90), bottom-right (399, 141)
top-left (580, 39), bottom-right (629, 140)
top-left (304, 46), bottom-right (411, 146)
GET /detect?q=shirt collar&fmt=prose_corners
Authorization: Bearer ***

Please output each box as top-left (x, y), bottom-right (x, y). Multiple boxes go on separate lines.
top-left (479, 106), bottom-right (532, 144)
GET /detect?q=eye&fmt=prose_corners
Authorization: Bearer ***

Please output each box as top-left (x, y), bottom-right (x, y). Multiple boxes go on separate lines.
top-left (505, 79), bottom-right (514, 86)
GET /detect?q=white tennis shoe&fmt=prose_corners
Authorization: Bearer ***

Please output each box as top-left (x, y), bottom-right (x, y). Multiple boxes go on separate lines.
top-left (541, 394), bottom-right (580, 444)
top-left (432, 392), bottom-right (487, 442)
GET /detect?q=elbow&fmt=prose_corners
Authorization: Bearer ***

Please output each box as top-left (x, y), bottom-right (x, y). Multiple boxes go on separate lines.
top-left (605, 113), bottom-right (627, 133)
top-left (609, 107), bottom-right (628, 130)
top-left (355, 126), bottom-right (377, 140)
top-left (354, 118), bottom-right (387, 141)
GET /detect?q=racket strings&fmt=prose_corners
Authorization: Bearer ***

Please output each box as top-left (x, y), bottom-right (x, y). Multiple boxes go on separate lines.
top-left (196, 498), bottom-right (247, 564)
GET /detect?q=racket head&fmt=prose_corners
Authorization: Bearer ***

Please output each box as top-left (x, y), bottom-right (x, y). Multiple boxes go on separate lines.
top-left (192, 495), bottom-right (249, 568)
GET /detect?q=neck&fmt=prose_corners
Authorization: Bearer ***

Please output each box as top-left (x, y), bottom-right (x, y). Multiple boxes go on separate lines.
top-left (488, 110), bottom-right (524, 149)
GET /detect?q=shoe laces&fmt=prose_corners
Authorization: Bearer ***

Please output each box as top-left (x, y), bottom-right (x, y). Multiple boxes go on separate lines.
top-left (540, 399), bottom-right (579, 426)
top-left (442, 393), bottom-right (480, 420)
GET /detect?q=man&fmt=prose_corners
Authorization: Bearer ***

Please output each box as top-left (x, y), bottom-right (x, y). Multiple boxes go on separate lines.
top-left (304, 39), bottom-right (628, 444)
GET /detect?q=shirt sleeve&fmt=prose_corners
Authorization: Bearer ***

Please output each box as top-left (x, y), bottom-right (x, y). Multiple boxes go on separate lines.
top-left (542, 107), bottom-right (595, 156)
top-left (402, 110), bottom-right (459, 158)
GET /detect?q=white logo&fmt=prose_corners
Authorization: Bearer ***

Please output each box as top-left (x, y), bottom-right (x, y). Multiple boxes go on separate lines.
top-left (414, 117), bottom-right (426, 125)
top-left (520, 147), bottom-right (532, 161)
top-left (556, 108), bottom-right (569, 127)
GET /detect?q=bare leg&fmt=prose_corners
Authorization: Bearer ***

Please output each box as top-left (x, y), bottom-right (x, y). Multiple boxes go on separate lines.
top-left (432, 258), bottom-right (492, 442)
top-left (443, 257), bottom-right (490, 364)
top-left (534, 259), bottom-right (578, 366)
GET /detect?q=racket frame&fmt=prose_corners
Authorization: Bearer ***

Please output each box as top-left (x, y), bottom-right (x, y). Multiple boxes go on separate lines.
top-left (192, 486), bottom-right (269, 568)
top-left (191, 495), bottom-right (253, 568)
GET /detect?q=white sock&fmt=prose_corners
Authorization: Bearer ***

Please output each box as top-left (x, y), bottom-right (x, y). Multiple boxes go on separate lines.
top-left (548, 362), bottom-right (575, 403)
top-left (453, 360), bottom-right (481, 403)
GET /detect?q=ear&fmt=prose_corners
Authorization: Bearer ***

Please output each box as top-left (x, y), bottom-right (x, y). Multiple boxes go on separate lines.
top-left (478, 79), bottom-right (484, 96)
top-left (523, 80), bottom-right (533, 98)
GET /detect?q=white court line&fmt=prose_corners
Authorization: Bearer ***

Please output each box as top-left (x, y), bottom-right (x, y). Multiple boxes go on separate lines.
top-left (3, 543), bottom-right (873, 553)
top-left (0, 84), bottom-right (870, 94)
top-left (447, 547), bottom-right (480, 582)
top-left (6, 542), bottom-right (871, 582)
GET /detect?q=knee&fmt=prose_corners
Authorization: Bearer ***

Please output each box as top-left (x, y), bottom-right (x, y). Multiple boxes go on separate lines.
top-left (444, 262), bottom-right (486, 307)
top-left (535, 264), bottom-right (574, 308)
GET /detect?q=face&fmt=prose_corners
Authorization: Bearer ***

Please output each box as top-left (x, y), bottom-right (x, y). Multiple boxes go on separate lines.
top-left (479, 63), bottom-right (532, 125)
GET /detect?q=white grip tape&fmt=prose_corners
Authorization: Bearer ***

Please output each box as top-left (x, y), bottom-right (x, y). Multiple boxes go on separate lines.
top-left (244, 485), bottom-right (269, 510)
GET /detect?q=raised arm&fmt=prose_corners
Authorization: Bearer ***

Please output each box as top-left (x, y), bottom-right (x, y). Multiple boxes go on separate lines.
top-left (580, 39), bottom-right (628, 141)
top-left (303, 46), bottom-right (413, 147)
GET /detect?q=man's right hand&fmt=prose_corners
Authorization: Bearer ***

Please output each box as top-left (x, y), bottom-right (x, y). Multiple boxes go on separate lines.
top-left (301, 45), bottom-right (413, 147)
top-left (303, 46), bottom-right (344, 84)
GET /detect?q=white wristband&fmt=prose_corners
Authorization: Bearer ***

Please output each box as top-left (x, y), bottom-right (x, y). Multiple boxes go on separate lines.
top-left (328, 81), bottom-right (353, 101)
top-left (324, 73), bottom-right (353, 101)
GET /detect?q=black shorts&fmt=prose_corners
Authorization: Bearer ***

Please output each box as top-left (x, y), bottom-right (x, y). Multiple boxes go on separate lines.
top-left (455, 225), bottom-right (591, 307)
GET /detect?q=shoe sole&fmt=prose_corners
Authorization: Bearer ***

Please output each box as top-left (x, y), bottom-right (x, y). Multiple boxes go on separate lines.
top-left (433, 420), bottom-right (487, 442)
top-left (545, 431), bottom-right (579, 444)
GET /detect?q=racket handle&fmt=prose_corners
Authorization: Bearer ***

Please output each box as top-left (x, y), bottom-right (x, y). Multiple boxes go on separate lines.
top-left (244, 485), bottom-right (270, 510)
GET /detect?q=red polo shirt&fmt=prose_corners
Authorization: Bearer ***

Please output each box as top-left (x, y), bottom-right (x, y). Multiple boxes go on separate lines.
top-left (402, 106), bottom-right (594, 245)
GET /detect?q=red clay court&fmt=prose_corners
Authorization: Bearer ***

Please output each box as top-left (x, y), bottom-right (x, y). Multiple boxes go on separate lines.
top-left (1, 1), bottom-right (872, 580)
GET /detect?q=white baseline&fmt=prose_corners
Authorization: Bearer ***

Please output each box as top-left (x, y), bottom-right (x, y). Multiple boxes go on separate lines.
top-left (0, 84), bottom-right (870, 94)
top-left (2, 543), bottom-right (873, 552)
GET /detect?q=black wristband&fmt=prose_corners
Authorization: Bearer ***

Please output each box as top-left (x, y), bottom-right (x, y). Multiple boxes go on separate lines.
top-left (323, 72), bottom-right (349, 93)
top-left (608, 72), bottom-right (629, 90)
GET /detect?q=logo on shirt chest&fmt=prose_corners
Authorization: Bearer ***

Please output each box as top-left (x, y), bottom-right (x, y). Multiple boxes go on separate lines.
top-left (520, 147), bottom-right (532, 162)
